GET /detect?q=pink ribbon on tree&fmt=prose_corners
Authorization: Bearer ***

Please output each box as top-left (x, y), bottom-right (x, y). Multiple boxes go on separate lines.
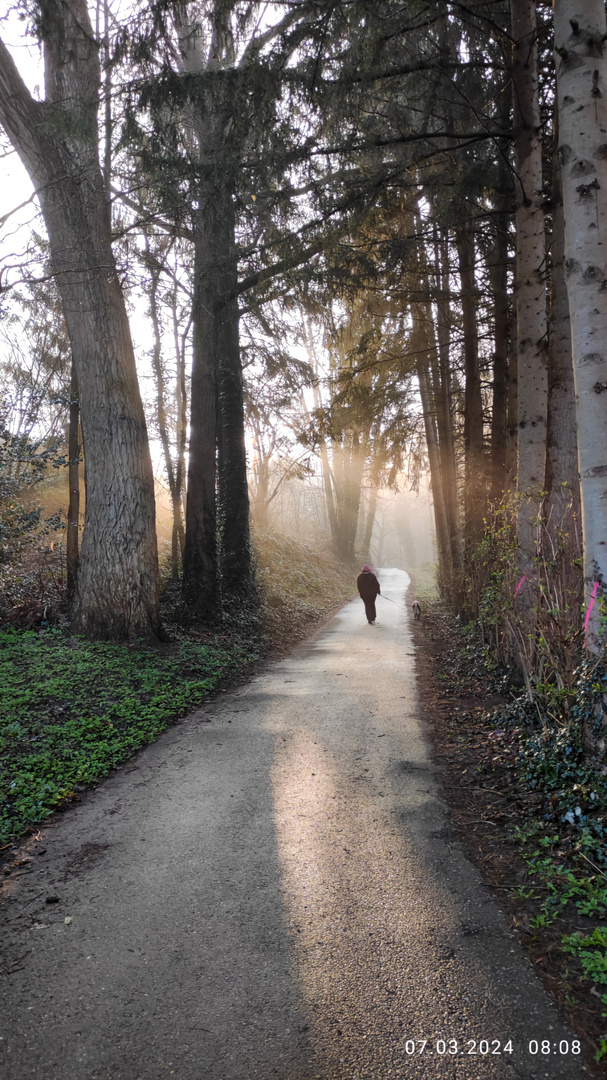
top-left (514, 576), bottom-right (526, 598)
top-left (584, 581), bottom-right (600, 644)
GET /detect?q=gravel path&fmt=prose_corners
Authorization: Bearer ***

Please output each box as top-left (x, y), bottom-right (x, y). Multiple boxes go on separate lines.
top-left (0, 569), bottom-right (587, 1079)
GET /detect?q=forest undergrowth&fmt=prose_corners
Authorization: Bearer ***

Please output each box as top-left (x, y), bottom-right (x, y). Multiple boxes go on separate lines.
top-left (414, 602), bottom-right (607, 1071)
top-left (0, 532), bottom-right (354, 848)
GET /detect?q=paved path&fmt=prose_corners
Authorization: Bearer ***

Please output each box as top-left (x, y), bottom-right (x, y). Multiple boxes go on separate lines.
top-left (0, 569), bottom-right (587, 1079)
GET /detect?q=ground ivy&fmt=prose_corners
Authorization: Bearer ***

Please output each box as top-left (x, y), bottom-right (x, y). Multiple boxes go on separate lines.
top-left (0, 628), bottom-right (259, 843)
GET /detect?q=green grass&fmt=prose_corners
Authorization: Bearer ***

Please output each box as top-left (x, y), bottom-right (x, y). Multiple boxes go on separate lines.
top-left (0, 629), bottom-right (259, 844)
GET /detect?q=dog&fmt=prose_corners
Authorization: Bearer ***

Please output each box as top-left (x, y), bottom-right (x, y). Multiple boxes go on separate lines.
top-left (412, 600), bottom-right (422, 620)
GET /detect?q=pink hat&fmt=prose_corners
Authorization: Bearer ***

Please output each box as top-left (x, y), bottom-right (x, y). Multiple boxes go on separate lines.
top-left (361, 565), bottom-right (371, 572)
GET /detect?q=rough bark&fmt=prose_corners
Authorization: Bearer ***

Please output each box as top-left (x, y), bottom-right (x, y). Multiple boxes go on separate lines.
top-left (489, 93), bottom-right (514, 500)
top-left (216, 183), bottom-right (253, 601)
top-left (360, 487), bottom-right (378, 560)
top-left (66, 367), bottom-right (80, 599)
top-left (0, 4), bottom-right (159, 639)
top-left (488, 202), bottom-right (511, 498)
top-left (183, 188), bottom-right (221, 614)
top-left (413, 304), bottom-right (451, 581)
top-left (170, 290), bottom-right (187, 578)
top-left (331, 435), bottom-right (365, 563)
top-left (178, 7), bottom-right (252, 612)
top-left (146, 242), bottom-right (187, 583)
top-left (511, 0), bottom-right (548, 560)
top-left (506, 340), bottom-right (519, 490)
top-left (434, 231), bottom-right (462, 573)
top-left (456, 225), bottom-right (485, 548)
top-left (544, 138), bottom-right (581, 537)
top-left (554, 0), bottom-right (607, 650)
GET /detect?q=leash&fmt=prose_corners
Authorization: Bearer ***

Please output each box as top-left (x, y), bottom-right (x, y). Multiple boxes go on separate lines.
top-left (380, 594), bottom-right (409, 612)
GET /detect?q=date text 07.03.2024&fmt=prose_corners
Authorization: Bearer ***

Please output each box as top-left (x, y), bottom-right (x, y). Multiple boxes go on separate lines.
top-left (401, 1039), bottom-right (582, 1057)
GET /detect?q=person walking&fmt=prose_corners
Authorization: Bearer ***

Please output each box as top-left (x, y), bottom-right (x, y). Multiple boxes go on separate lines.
top-left (357, 565), bottom-right (380, 624)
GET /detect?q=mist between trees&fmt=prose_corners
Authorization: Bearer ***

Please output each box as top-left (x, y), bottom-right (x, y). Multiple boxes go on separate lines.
top-left (1, 0), bottom-right (607, 748)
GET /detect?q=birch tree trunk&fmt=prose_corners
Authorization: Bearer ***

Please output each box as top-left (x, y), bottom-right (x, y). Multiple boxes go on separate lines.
top-left (554, 0), bottom-right (607, 650)
top-left (511, 0), bottom-right (548, 561)
top-left (544, 138), bottom-right (581, 540)
top-left (0, 4), bottom-right (160, 640)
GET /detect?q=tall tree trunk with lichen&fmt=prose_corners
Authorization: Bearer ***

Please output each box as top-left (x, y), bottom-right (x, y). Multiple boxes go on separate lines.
top-left (554, 0), bottom-right (607, 652)
top-left (544, 133), bottom-right (581, 570)
top-left (511, 0), bottom-right (548, 565)
top-left (0, 2), bottom-right (160, 639)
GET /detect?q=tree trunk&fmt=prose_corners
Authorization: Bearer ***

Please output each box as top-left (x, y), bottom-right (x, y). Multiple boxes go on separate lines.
top-left (216, 187), bottom-right (253, 602)
top-left (434, 230), bottom-right (462, 573)
top-left (0, 5), bottom-right (160, 640)
top-left (554, 0), bottom-right (607, 650)
top-left (66, 366), bottom-right (80, 599)
top-left (171, 291), bottom-right (187, 579)
top-left (489, 89), bottom-right (514, 500)
top-left (183, 191), bottom-right (221, 614)
top-left (413, 304), bottom-right (451, 581)
top-left (456, 225), bottom-right (485, 548)
top-left (511, 0), bottom-right (548, 561)
top-left (320, 441), bottom-right (339, 554)
top-left (506, 340), bottom-right (519, 490)
top-left (544, 136), bottom-right (581, 535)
top-left (488, 201), bottom-right (511, 499)
top-left (360, 486), bottom-right (378, 560)
top-left (183, 64), bottom-right (252, 612)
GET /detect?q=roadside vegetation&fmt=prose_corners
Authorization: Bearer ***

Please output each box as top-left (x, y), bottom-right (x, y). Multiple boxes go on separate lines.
top-left (0, 531), bottom-right (354, 848)
top-left (415, 600), bottom-right (607, 1071)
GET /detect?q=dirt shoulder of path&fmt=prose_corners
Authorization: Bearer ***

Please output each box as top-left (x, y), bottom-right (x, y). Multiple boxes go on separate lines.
top-left (410, 603), bottom-right (606, 1077)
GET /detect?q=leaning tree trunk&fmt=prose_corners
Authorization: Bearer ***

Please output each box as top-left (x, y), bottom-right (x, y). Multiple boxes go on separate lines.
top-left (554, 0), bottom-right (607, 651)
top-left (0, 5), bottom-right (159, 640)
top-left (511, 0), bottom-right (548, 564)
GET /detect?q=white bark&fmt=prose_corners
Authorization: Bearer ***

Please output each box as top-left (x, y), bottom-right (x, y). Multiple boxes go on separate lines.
top-left (554, 0), bottom-right (607, 650)
top-left (511, 0), bottom-right (548, 559)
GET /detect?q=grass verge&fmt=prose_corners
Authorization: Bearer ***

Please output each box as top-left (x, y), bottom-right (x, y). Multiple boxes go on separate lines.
top-left (0, 630), bottom-right (259, 845)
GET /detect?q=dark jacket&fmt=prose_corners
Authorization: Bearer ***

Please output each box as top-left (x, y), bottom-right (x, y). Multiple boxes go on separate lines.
top-left (357, 571), bottom-right (380, 600)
